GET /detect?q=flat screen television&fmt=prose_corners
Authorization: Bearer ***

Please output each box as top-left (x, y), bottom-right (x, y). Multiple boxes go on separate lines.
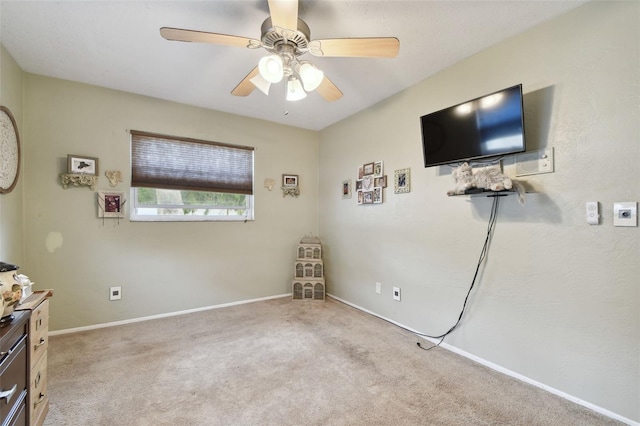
top-left (420, 84), bottom-right (526, 168)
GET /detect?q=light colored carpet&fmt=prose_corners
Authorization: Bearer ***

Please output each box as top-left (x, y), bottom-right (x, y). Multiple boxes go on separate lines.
top-left (43, 297), bottom-right (619, 425)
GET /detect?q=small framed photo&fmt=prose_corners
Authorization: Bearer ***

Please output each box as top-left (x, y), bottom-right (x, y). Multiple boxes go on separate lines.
top-left (394, 168), bottom-right (411, 194)
top-left (98, 191), bottom-right (125, 218)
top-left (374, 161), bottom-right (384, 177)
top-left (342, 180), bottom-right (352, 199)
top-left (363, 162), bottom-right (375, 176)
top-left (357, 165), bottom-right (364, 180)
top-left (282, 174), bottom-right (299, 188)
top-left (68, 155), bottom-right (98, 175)
top-left (357, 190), bottom-right (364, 205)
top-left (362, 175), bottom-right (374, 191)
top-left (363, 191), bottom-right (374, 204)
top-left (355, 180), bottom-right (363, 191)
top-left (373, 187), bottom-right (383, 204)
top-left (374, 176), bottom-right (387, 188)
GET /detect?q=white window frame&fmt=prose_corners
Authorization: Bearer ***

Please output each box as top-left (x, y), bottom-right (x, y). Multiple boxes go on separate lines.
top-left (129, 188), bottom-right (254, 222)
top-left (129, 130), bottom-right (254, 222)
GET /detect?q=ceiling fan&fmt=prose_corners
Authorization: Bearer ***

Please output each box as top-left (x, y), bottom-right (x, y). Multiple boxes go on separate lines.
top-left (160, 0), bottom-right (399, 102)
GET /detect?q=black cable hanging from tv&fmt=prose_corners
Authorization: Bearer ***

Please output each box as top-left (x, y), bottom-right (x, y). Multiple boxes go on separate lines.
top-left (416, 194), bottom-right (501, 351)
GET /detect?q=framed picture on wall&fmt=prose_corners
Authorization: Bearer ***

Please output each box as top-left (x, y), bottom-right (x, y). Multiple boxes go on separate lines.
top-left (68, 155), bottom-right (98, 175)
top-left (373, 187), bottom-right (383, 204)
top-left (374, 176), bottom-right (387, 188)
top-left (363, 162), bottom-right (374, 176)
top-left (282, 174), bottom-right (298, 187)
top-left (342, 180), bottom-right (352, 199)
top-left (374, 161), bottom-right (383, 177)
top-left (98, 191), bottom-right (125, 218)
top-left (394, 168), bottom-right (411, 194)
top-left (363, 191), bottom-right (374, 204)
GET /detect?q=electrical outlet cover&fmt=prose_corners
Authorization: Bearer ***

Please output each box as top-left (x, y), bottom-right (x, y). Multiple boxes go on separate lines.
top-left (392, 287), bottom-right (401, 301)
top-left (110, 286), bottom-right (122, 300)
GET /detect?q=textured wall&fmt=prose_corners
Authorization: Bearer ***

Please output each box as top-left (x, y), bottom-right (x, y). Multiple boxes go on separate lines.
top-left (319, 2), bottom-right (638, 422)
top-left (22, 75), bottom-right (319, 331)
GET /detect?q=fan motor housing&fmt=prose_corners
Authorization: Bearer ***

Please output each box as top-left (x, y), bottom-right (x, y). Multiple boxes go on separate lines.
top-left (261, 17), bottom-right (310, 55)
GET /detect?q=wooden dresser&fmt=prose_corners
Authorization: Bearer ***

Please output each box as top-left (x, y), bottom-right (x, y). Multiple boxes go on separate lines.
top-left (16, 291), bottom-right (52, 426)
top-left (0, 310), bottom-right (29, 426)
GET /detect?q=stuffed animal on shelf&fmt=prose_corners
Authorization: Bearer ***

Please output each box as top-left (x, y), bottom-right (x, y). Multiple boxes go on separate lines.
top-left (447, 162), bottom-right (525, 204)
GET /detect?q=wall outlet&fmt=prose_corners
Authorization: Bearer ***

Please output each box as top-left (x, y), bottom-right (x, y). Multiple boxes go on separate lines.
top-left (110, 286), bottom-right (122, 301)
top-left (392, 287), bottom-right (401, 301)
top-left (375, 282), bottom-right (381, 294)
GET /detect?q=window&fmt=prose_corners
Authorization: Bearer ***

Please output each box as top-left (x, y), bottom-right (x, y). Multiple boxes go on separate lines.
top-left (130, 131), bottom-right (254, 221)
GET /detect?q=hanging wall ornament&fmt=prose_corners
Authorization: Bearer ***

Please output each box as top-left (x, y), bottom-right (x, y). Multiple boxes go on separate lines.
top-left (0, 106), bottom-right (21, 194)
top-left (105, 170), bottom-right (123, 187)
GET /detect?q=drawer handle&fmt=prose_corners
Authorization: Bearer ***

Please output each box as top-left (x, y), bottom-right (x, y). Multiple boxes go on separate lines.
top-left (34, 393), bottom-right (45, 407)
top-left (36, 318), bottom-right (43, 330)
top-left (35, 337), bottom-right (46, 348)
top-left (35, 372), bottom-right (41, 387)
top-left (0, 384), bottom-right (17, 403)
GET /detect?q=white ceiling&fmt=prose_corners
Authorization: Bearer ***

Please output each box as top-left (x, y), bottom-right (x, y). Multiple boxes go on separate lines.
top-left (1, 1), bottom-right (586, 131)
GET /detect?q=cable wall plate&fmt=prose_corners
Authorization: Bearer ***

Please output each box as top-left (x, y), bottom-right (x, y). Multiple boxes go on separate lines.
top-left (515, 148), bottom-right (554, 176)
top-left (613, 202), bottom-right (637, 227)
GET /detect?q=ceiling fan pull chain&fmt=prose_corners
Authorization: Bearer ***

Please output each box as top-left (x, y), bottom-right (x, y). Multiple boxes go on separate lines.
top-left (283, 84), bottom-right (289, 115)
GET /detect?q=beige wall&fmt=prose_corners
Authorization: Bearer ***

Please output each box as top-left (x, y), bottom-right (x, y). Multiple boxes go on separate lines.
top-left (1, 1), bottom-right (638, 423)
top-left (319, 1), bottom-right (638, 423)
top-left (0, 46), bottom-right (25, 264)
top-left (22, 75), bottom-right (319, 331)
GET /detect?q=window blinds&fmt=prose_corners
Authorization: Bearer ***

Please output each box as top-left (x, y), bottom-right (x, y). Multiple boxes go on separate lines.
top-left (131, 131), bottom-right (254, 195)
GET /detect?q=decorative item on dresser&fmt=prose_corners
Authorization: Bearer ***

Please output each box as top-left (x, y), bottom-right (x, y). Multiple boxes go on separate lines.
top-left (0, 310), bottom-right (29, 425)
top-left (16, 290), bottom-right (53, 426)
top-left (292, 235), bottom-right (325, 300)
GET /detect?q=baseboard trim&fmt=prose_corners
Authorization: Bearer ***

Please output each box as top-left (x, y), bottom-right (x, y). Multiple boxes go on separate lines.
top-left (49, 293), bottom-right (292, 336)
top-left (327, 293), bottom-right (638, 426)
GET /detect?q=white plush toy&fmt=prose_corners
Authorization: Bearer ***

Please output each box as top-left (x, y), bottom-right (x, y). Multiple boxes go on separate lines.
top-left (447, 163), bottom-right (525, 204)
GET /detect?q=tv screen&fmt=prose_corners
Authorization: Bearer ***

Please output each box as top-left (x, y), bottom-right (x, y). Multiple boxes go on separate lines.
top-left (420, 84), bottom-right (526, 168)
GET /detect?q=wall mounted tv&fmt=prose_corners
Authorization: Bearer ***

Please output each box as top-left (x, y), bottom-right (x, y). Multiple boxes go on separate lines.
top-left (420, 84), bottom-right (526, 168)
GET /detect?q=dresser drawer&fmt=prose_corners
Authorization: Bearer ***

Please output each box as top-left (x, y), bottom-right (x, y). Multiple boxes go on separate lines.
top-left (0, 322), bottom-right (27, 366)
top-left (30, 300), bottom-right (49, 337)
top-left (6, 399), bottom-right (25, 426)
top-left (0, 336), bottom-right (27, 425)
top-left (29, 300), bottom-right (49, 366)
top-left (30, 352), bottom-right (48, 425)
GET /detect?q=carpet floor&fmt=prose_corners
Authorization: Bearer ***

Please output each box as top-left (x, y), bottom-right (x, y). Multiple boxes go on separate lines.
top-left (43, 297), bottom-right (620, 425)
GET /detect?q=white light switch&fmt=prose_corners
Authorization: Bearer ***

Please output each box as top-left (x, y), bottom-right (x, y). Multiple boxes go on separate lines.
top-left (586, 201), bottom-right (599, 225)
top-left (613, 202), bottom-right (637, 227)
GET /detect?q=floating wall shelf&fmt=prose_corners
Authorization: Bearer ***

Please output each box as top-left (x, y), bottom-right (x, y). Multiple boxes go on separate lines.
top-left (59, 173), bottom-right (98, 190)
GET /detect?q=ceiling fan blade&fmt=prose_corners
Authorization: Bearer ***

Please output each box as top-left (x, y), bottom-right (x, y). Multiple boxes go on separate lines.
top-left (268, 0), bottom-right (298, 30)
top-left (160, 27), bottom-right (260, 49)
top-left (231, 67), bottom-right (260, 97)
top-left (316, 76), bottom-right (343, 102)
top-left (310, 37), bottom-right (400, 58)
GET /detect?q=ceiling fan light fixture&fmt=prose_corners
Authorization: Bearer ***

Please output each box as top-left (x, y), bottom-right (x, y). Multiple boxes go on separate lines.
top-left (249, 72), bottom-right (271, 95)
top-left (299, 62), bottom-right (324, 92)
top-left (258, 54), bottom-right (284, 83)
top-left (286, 77), bottom-right (307, 101)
